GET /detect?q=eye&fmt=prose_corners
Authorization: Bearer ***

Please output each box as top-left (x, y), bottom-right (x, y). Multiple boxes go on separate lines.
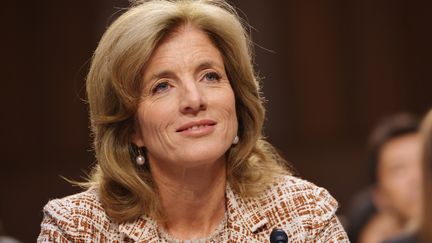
top-left (203, 72), bottom-right (221, 82)
top-left (152, 81), bottom-right (171, 94)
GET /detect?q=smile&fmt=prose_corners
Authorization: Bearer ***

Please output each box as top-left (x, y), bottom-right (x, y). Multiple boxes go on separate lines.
top-left (185, 124), bottom-right (211, 131)
top-left (176, 119), bottom-right (217, 137)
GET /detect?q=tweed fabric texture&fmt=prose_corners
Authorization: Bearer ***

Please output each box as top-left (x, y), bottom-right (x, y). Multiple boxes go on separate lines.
top-left (38, 175), bottom-right (348, 242)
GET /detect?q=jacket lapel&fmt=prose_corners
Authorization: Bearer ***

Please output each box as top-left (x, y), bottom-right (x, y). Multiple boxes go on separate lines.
top-left (118, 215), bottom-right (160, 242)
top-left (226, 184), bottom-right (270, 241)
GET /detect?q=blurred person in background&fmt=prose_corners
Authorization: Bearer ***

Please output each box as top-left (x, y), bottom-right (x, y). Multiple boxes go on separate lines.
top-left (346, 113), bottom-right (422, 243)
top-left (0, 219), bottom-right (21, 243)
top-left (419, 108), bottom-right (432, 242)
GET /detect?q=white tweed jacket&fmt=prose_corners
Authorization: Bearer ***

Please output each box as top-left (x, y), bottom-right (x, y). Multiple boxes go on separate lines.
top-left (38, 175), bottom-right (349, 242)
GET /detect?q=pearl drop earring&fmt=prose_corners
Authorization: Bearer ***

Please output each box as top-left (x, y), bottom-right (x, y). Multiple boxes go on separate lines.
top-left (136, 148), bottom-right (146, 165)
top-left (233, 135), bottom-right (239, 145)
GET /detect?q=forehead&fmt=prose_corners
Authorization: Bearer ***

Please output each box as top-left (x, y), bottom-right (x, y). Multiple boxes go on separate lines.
top-left (142, 24), bottom-right (224, 77)
top-left (156, 24), bottom-right (220, 59)
top-left (378, 133), bottom-right (421, 168)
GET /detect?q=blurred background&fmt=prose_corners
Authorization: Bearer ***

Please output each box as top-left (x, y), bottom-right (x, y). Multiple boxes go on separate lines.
top-left (1, 0), bottom-right (431, 242)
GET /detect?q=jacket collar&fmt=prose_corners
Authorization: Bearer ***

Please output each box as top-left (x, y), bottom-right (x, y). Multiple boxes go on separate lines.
top-left (225, 184), bottom-right (269, 233)
top-left (118, 214), bottom-right (159, 242)
top-left (118, 184), bottom-right (270, 241)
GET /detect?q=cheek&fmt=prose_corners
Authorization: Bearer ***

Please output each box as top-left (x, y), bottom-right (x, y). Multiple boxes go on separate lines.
top-left (218, 89), bottom-right (237, 126)
top-left (137, 101), bottom-right (175, 144)
top-left (385, 176), bottom-right (410, 200)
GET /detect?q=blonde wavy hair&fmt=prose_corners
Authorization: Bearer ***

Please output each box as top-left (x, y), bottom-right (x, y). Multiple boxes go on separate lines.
top-left (86, 0), bottom-right (291, 223)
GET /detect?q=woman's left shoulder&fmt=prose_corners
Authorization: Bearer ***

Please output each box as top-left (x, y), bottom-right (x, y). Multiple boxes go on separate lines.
top-left (259, 175), bottom-right (348, 241)
top-left (265, 175), bottom-right (338, 217)
top-left (276, 175), bottom-right (336, 201)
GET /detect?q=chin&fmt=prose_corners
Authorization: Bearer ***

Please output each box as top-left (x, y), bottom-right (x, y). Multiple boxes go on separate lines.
top-left (177, 147), bottom-right (227, 166)
top-left (188, 153), bottom-right (226, 165)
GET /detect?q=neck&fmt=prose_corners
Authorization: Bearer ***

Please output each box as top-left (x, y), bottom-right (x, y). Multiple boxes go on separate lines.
top-left (150, 156), bottom-right (227, 239)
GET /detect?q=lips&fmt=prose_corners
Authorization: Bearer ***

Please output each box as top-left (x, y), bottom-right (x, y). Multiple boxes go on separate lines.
top-left (176, 119), bottom-right (217, 133)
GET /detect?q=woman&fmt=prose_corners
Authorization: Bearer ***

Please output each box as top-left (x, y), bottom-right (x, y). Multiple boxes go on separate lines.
top-left (38, 0), bottom-right (348, 242)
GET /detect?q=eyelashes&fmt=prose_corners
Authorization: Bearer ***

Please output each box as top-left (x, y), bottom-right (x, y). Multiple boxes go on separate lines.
top-left (203, 71), bottom-right (221, 82)
top-left (152, 81), bottom-right (171, 94)
top-left (150, 71), bottom-right (222, 95)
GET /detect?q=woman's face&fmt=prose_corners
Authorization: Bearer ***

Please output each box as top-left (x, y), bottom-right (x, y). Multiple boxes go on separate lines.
top-left (132, 24), bottom-right (238, 169)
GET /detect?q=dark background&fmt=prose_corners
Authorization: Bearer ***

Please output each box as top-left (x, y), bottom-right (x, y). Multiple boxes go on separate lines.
top-left (1, 1), bottom-right (431, 242)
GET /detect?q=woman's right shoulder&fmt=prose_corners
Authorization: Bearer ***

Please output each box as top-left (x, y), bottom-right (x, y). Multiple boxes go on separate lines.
top-left (38, 187), bottom-right (114, 242)
top-left (43, 187), bottom-right (104, 216)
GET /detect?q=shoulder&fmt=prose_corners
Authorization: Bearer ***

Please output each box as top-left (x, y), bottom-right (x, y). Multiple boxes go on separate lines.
top-left (38, 188), bottom-right (115, 241)
top-left (43, 187), bottom-right (104, 213)
top-left (267, 175), bottom-right (338, 213)
top-left (260, 175), bottom-right (347, 240)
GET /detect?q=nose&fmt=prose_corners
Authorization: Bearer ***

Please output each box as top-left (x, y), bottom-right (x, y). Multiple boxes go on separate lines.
top-left (179, 81), bottom-right (207, 114)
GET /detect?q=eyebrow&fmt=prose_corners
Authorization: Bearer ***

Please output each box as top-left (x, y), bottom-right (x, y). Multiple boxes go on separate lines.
top-left (148, 70), bottom-right (175, 82)
top-left (196, 61), bottom-right (223, 72)
top-left (147, 60), bottom-right (224, 82)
